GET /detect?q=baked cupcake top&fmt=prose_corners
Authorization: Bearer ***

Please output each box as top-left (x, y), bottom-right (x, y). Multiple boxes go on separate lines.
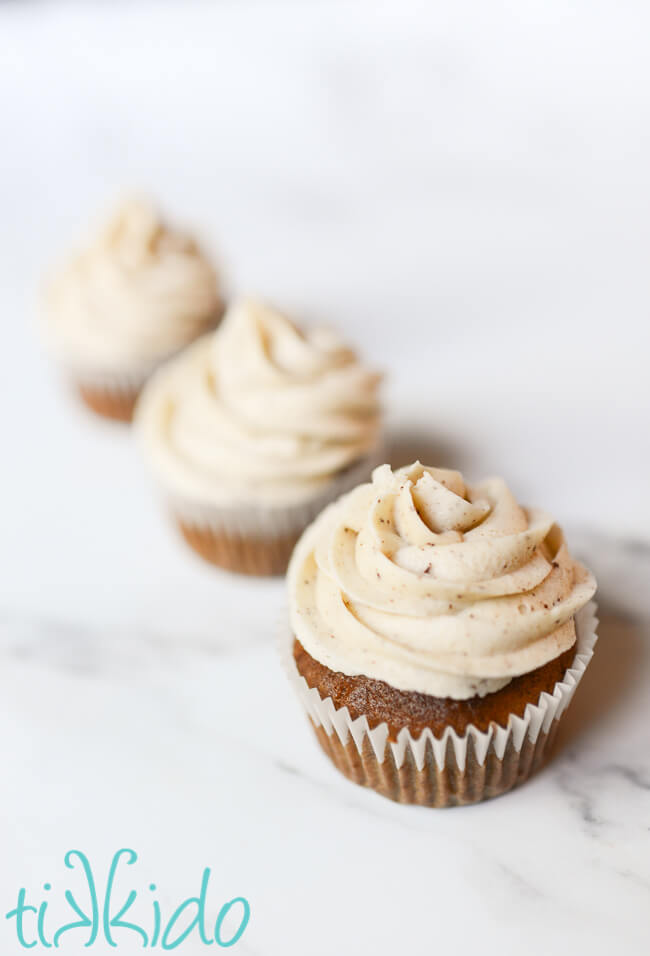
top-left (288, 462), bottom-right (596, 699)
top-left (135, 299), bottom-right (383, 507)
top-left (44, 199), bottom-right (222, 375)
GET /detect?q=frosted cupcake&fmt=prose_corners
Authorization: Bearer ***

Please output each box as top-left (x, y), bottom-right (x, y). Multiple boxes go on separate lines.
top-left (43, 199), bottom-right (223, 421)
top-left (135, 299), bottom-right (383, 575)
top-left (287, 462), bottom-right (598, 807)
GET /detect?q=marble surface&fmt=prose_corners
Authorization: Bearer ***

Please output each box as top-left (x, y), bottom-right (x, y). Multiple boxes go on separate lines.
top-left (1, 2), bottom-right (650, 953)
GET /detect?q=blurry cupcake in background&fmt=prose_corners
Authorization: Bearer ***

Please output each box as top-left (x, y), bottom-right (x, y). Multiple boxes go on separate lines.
top-left (135, 298), bottom-right (383, 575)
top-left (286, 462), bottom-right (598, 807)
top-left (42, 198), bottom-right (224, 422)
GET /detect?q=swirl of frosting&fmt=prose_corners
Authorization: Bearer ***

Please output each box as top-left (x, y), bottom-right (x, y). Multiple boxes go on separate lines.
top-left (289, 462), bottom-right (597, 699)
top-left (136, 299), bottom-right (383, 506)
top-left (44, 199), bottom-right (222, 373)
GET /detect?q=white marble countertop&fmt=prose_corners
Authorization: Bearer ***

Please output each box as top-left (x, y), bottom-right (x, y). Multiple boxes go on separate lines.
top-left (1, 2), bottom-right (649, 953)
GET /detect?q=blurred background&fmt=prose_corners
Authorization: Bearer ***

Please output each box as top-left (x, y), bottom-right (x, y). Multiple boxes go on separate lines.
top-left (1, 5), bottom-right (649, 953)
top-left (3, 1), bottom-right (649, 544)
top-left (1, 0), bottom-right (649, 626)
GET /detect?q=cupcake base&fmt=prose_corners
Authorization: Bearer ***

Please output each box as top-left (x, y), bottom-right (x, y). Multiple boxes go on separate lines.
top-left (177, 520), bottom-right (299, 577)
top-left (311, 716), bottom-right (562, 807)
top-left (285, 602), bottom-right (598, 808)
top-left (77, 383), bottom-right (140, 423)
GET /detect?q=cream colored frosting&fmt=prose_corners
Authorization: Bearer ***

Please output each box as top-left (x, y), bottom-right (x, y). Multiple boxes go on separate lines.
top-left (135, 299), bottom-right (383, 507)
top-left (44, 199), bottom-right (222, 375)
top-left (289, 462), bottom-right (597, 699)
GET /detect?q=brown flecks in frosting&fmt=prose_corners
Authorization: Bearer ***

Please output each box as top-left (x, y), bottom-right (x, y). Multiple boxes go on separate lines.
top-left (288, 462), bottom-right (597, 699)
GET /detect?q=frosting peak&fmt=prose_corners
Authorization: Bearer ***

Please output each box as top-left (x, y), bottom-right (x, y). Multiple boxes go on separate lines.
top-left (100, 199), bottom-right (181, 266)
top-left (289, 462), bottom-right (596, 699)
top-left (44, 199), bottom-right (222, 374)
top-left (136, 299), bottom-right (383, 506)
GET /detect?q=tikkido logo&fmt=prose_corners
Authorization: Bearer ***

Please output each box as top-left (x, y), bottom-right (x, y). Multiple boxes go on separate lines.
top-left (5, 849), bottom-right (251, 950)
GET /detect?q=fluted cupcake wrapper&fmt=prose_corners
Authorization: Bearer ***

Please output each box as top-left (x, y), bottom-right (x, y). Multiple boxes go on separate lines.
top-left (76, 379), bottom-right (145, 422)
top-left (283, 601), bottom-right (599, 807)
top-left (67, 362), bottom-right (163, 423)
top-left (164, 445), bottom-right (386, 576)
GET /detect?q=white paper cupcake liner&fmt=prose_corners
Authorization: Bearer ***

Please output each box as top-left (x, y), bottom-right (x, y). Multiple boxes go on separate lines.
top-left (283, 601), bottom-right (599, 806)
top-left (70, 368), bottom-right (147, 422)
top-left (72, 364), bottom-right (153, 395)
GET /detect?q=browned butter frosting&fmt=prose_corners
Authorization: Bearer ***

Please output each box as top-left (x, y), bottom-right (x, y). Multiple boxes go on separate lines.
top-left (288, 462), bottom-right (596, 700)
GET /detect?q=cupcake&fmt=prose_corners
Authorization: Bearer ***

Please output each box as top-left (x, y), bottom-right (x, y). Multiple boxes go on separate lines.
top-left (43, 198), bottom-right (223, 422)
top-left (286, 462), bottom-right (598, 807)
top-left (135, 299), bottom-right (383, 575)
